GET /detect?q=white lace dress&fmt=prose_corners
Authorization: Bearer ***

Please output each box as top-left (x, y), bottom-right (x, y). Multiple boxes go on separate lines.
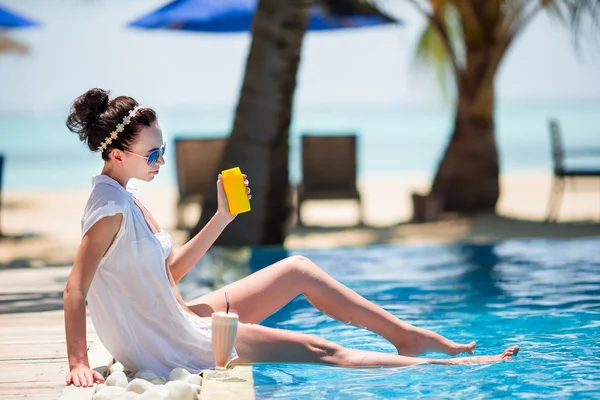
top-left (81, 174), bottom-right (237, 377)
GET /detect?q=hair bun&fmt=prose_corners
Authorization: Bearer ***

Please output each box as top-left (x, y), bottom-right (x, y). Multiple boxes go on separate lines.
top-left (66, 88), bottom-right (111, 145)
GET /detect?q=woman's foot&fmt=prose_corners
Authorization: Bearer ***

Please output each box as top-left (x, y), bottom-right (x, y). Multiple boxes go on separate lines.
top-left (494, 345), bottom-right (519, 361)
top-left (430, 345), bottom-right (520, 366)
top-left (395, 327), bottom-right (477, 356)
top-left (447, 340), bottom-right (477, 356)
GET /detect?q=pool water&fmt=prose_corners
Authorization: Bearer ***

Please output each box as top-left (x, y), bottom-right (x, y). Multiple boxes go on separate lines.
top-left (247, 238), bottom-right (600, 399)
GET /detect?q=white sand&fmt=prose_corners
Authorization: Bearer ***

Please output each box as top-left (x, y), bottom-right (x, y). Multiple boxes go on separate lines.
top-left (1, 171), bottom-right (599, 264)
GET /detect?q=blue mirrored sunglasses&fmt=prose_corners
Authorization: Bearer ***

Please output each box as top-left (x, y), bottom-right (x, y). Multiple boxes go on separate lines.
top-left (125, 143), bottom-right (166, 166)
top-left (146, 143), bottom-right (166, 166)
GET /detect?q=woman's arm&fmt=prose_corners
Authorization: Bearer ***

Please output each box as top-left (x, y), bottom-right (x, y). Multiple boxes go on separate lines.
top-left (64, 214), bottom-right (122, 387)
top-left (168, 174), bottom-right (250, 283)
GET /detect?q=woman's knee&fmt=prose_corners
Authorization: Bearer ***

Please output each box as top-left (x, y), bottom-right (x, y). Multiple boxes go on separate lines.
top-left (281, 255), bottom-right (320, 276)
top-left (274, 256), bottom-right (324, 295)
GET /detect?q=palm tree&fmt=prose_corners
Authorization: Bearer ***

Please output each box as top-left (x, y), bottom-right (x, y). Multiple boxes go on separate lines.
top-left (408, 0), bottom-right (598, 213)
top-left (191, 0), bottom-right (597, 246)
top-left (190, 0), bottom-right (389, 246)
top-left (190, 0), bottom-right (310, 246)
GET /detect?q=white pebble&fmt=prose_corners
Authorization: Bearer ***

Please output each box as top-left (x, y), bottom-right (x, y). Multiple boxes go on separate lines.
top-left (184, 374), bottom-right (202, 386)
top-left (92, 392), bottom-right (112, 400)
top-left (105, 386), bottom-right (127, 396)
top-left (94, 385), bottom-right (126, 398)
top-left (126, 378), bottom-right (154, 394)
top-left (110, 362), bottom-right (125, 374)
top-left (106, 371), bottom-right (129, 388)
top-left (165, 381), bottom-right (195, 400)
top-left (191, 384), bottom-right (201, 395)
top-left (150, 376), bottom-right (166, 385)
top-left (134, 369), bottom-right (158, 381)
top-left (139, 387), bottom-right (167, 399)
top-left (118, 392), bottom-right (141, 400)
top-left (148, 384), bottom-right (168, 397)
top-left (95, 383), bottom-right (107, 394)
top-left (167, 368), bottom-right (190, 382)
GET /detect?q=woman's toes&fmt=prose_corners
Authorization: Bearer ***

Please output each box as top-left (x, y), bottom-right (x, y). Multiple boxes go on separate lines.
top-left (501, 345), bottom-right (519, 359)
top-left (450, 341), bottom-right (477, 355)
top-left (466, 341), bottom-right (476, 355)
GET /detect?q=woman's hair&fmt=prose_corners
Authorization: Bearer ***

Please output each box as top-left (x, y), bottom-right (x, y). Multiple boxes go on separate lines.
top-left (66, 88), bottom-right (157, 160)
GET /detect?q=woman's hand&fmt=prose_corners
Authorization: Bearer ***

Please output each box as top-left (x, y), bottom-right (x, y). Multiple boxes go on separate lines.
top-left (65, 363), bottom-right (105, 387)
top-left (216, 173), bottom-right (252, 224)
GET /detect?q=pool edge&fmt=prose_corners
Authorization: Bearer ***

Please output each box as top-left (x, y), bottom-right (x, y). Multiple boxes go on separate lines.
top-left (58, 337), bottom-right (255, 399)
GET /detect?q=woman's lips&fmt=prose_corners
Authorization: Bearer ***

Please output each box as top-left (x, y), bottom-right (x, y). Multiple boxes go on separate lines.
top-left (151, 170), bottom-right (159, 175)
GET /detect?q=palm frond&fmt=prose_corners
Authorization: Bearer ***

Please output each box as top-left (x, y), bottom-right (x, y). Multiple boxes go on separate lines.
top-left (567, 0), bottom-right (600, 34)
top-left (412, 1), bottom-right (463, 100)
top-left (445, 3), bottom-right (465, 63)
top-left (414, 22), bottom-right (454, 100)
top-left (544, 0), bottom-right (570, 24)
top-left (545, 0), bottom-right (600, 52)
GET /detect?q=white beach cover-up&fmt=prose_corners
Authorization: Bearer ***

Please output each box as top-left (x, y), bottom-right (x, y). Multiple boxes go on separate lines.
top-left (82, 174), bottom-right (237, 377)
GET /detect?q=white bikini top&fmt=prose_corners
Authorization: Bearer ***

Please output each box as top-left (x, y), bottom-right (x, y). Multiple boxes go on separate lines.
top-left (154, 229), bottom-right (173, 260)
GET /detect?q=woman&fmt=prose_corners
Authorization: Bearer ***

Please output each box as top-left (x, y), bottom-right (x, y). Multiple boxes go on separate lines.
top-left (64, 88), bottom-right (519, 388)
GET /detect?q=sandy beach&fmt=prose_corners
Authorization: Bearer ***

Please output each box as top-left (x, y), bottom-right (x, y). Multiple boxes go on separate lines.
top-left (1, 170), bottom-right (599, 267)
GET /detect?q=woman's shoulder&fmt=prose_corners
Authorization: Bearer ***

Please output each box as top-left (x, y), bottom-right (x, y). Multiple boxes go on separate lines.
top-left (89, 183), bottom-right (130, 206)
top-left (81, 176), bottom-right (131, 236)
top-left (85, 175), bottom-right (132, 212)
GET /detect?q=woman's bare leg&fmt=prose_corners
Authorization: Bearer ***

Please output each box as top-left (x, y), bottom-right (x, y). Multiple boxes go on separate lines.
top-left (187, 256), bottom-right (475, 357)
top-left (231, 323), bottom-right (519, 367)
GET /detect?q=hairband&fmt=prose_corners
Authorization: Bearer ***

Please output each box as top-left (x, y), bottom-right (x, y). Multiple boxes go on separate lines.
top-left (97, 106), bottom-right (141, 152)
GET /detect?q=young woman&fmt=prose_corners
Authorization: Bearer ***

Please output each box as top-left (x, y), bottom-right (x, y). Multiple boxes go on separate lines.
top-left (64, 88), bottom-right (519, 387)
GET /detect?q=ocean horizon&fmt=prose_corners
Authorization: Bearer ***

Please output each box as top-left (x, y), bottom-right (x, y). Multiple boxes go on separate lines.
top-left (1, 100), bottom-right (599, 191)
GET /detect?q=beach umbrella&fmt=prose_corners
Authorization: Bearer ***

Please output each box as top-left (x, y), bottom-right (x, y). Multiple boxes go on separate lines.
top-left (128, 0), bottom-right (396, 32)
top-left (0, 4), bottom-right (39, 28)
top-left (0, 4), bottom-right (39, 55)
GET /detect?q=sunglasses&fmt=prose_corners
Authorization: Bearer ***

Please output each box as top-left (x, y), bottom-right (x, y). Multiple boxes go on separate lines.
top-left (124, 143), bottom-right (166, 166)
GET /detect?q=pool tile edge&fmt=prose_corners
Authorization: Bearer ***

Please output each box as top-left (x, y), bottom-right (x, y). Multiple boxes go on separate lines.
top-left (58, 337), bottom-right (256, 400)
top-left (200, 365), bottom-right (255, 400)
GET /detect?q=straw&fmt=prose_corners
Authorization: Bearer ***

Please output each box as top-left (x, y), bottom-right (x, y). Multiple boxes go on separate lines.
top-left (225, 291), bottom-right (230, 314)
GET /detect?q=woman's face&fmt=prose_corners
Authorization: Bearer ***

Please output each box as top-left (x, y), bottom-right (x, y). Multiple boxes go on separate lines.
top-left (121, 121), bottom-right (165, 182)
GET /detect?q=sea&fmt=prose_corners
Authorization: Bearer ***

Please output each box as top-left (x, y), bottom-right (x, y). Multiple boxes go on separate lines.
top-left (0, 100), bottom-right (599, 191)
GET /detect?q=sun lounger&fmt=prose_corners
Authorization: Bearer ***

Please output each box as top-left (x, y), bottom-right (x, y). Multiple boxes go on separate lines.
top-left (174, 137), bottom-right (227, 229)
top-left (546, 119), bottom-right (600, 222)
top-left (296, 134), bottom-right (363, 226)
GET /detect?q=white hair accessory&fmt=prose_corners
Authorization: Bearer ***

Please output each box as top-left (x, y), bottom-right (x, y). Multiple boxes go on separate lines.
top-left (97, 105), bottom-right (142, 152)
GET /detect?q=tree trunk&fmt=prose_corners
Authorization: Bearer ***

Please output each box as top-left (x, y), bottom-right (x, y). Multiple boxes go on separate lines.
top-left (429, 48), bottom-right (499, 213)
top-left (189, 0), bottom-right (311, 246)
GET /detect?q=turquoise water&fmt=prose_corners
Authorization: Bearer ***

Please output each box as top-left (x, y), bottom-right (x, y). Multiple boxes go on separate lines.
top-left (1, 100), bottom-right (599, 190)
top-left (247, 238), bottom-right (600, 398)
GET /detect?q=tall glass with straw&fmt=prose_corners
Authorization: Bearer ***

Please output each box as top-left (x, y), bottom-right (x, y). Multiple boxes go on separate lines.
top-left (209, 292), bottom-right (239, 379)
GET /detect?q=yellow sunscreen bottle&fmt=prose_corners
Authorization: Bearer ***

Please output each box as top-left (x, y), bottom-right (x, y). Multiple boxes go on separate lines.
top-left (221, 167), bottom-right (251, 215)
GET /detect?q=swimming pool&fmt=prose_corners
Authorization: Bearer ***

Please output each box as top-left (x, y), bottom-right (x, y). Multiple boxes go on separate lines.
top-left (242, 238), bottom-right (600, 399)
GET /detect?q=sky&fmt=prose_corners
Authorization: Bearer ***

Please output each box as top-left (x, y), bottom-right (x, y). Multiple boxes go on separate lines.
top-left (1, 0), bottom-right (600, 113)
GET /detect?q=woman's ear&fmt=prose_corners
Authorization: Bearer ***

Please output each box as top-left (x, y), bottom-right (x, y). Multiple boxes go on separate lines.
top-left (111, 149), bottom-right (124, 165)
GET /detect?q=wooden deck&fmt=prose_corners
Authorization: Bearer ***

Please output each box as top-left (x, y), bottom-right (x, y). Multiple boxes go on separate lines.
top-left (0, 265), bottom-right (97, 399)
top-left (0, 265), bottom-right (255, 400)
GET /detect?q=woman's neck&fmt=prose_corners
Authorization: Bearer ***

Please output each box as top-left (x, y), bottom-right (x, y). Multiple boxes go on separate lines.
top-left (101, 163), bottom-right (130, 189)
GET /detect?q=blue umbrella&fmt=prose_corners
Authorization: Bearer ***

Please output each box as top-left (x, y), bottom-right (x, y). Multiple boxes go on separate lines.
top-left (129, 0), bottom-right (396, 32)
top-left (0, 4), bottom-right (39, 28)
